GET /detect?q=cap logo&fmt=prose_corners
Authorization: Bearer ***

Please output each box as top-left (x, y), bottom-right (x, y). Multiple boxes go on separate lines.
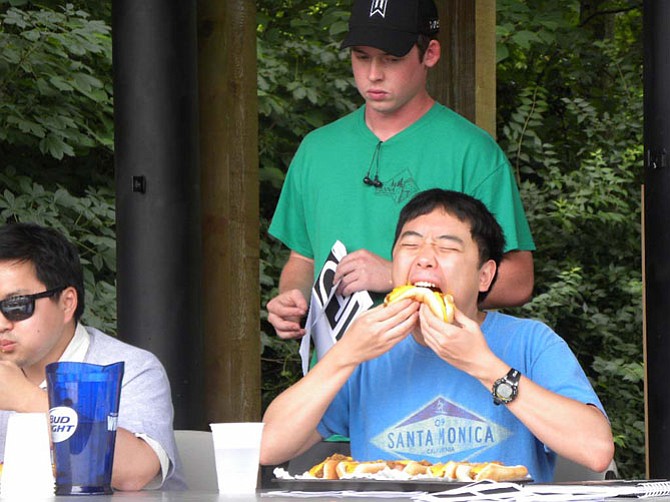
top-left (369, 0), bottom-right (388, 18)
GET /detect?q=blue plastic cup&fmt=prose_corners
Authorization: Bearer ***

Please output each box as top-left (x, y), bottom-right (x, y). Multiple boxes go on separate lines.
top-left (46, 361), bottom-right (124, 495)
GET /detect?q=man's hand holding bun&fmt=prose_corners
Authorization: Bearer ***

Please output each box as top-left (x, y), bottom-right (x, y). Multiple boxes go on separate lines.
top-left (384, 283), bottom-right (455, 323)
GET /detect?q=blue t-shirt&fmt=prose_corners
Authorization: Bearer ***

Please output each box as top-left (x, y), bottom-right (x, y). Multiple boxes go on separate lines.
top-left (316, 312), bottom-right (606, 483)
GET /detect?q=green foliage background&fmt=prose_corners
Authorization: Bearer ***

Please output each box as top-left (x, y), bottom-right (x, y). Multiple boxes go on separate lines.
top-left (1, 0), bottom-right (644, 478)
top-left (496, 1), bottom-right (644, 478)
top-left (0, 0), bottom-right (116, 332)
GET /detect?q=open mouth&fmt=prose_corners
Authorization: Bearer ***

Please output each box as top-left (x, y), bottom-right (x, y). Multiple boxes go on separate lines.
top-left (413, 281), bottom-right (442, 293)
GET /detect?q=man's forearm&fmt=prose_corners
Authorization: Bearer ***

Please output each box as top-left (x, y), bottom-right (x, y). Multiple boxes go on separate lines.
top-left (261, 342), bottom-right (358, 465)
top-left (111, 428), bottom-right (161, 491)
top-left (480, 250), bottom-right (534, 309)
top-left (279, 252), bottom-right (315, 299)
top-left (499, 376), bottom-right (613, 472)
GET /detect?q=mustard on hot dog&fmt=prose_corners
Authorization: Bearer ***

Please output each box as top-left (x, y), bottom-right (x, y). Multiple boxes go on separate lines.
top-left (384, 284), bottom-right (456, 323)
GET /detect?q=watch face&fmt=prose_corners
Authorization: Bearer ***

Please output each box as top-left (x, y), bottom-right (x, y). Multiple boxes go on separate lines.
top-left (497, 382), bottom-right (513, 399)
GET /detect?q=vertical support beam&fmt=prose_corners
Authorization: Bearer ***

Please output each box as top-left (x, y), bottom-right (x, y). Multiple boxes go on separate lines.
top-left (198, 0), bottom-right (260, 423)
top-left (429, 0), bottom-right (496, 137)
top-left (475, 1), bottom-right (496, 136)
top-left (112, 1), bottom-right (204, 429)
top-left (644, 0), bottom-right (670, 479)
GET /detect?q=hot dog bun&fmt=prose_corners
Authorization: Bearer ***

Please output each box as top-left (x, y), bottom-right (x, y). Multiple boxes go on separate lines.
top-left (402, 460), bottom-right (432, 476)
top-left (336, 460), bottom-right (387, 479)
top-left (455, 462), bottom-right (476, 481)
top-left (473, 463), bottom-right (529, 482)
top-left (322, 458), bottom-right (342, 480)
top-left (384, 284), bottom-right (455, 323)
top-left (308, 453), bottom-right (352, 479)
top-left (429, 461), bottom-right (452, 478)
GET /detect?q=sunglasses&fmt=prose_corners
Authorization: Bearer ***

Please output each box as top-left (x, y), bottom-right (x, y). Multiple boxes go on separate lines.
top-left (0, 286), bottom-right (66, 322)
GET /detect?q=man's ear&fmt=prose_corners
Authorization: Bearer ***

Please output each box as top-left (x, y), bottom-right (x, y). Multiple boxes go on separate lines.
top-left (423, 39), bottom-right (441, 68)
top-left (478, 259), bottom-right (497, 294)
top-left (60, 286), bottom-right (78, 322)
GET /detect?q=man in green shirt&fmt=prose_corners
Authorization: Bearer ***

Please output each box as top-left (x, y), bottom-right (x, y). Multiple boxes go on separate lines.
top-left (267, 0), bottom-right (535, 340)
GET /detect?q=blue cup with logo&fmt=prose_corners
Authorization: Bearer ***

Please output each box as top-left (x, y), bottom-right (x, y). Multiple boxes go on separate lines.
top-left (46, 361), bottom-right (124, 495)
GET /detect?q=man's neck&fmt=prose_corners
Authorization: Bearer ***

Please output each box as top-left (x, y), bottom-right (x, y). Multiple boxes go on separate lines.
top-left (24, 322), bottom-right (77, 386)
top-left (365, 93), bottom-right (435, 142)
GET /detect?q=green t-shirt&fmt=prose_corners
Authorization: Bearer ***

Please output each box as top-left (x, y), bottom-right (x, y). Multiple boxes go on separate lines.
top-left (269, 103), bottom-right (535, 279)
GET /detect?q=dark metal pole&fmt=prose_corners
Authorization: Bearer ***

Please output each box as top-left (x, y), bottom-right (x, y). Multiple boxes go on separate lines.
top-left (644, 0), bottom-right (670, 479)
top-left (112, 1), bottom-right (204, 429)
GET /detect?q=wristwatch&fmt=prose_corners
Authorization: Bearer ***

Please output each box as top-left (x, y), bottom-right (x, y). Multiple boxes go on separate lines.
top-left (492, 368), bottom-right (521, 405)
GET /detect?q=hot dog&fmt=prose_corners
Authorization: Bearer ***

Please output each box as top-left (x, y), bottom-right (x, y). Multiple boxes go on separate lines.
top-left (308, 453), bottom-right (352, 479)
top-left (402, 460), bottom-right (432, 476)
top-left (431, 461), bottom-right (528, 481)
top-left (384, 283), bottom-right (455, 323)
top-left (335, 460), bottom-right (387, 479)
top-left (429, 461), bottom-right (454, 478)
top-left (472, 463), bottom-right (529, 482)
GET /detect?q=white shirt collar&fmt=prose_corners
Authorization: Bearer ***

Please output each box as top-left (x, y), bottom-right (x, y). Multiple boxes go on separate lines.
top-left (59, 323), bottom-right (90, 362)
top-left (38, 323), bottom-right (91, 389)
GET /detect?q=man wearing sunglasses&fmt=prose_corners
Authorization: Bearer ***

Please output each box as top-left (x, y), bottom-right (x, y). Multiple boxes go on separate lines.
top-left (0, 223), bottom-right (185, 491)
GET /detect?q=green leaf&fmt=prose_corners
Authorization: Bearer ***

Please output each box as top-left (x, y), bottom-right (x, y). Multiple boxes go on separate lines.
top-left (39, 134), bottom-right (74, 159)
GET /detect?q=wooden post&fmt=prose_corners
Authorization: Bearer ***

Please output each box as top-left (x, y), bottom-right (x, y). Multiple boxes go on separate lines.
top-left (198, 0), bottom-right (260, 423)
top-left (429, 0), bottom-right (496, 137)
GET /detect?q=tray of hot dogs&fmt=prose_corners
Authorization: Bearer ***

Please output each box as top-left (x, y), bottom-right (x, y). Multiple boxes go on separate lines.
top-left (272, 454), bottom-right (532, 492)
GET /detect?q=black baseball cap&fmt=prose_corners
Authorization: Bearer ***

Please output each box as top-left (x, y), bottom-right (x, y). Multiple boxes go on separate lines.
top-left (341, 0), bottom-right (440, 57)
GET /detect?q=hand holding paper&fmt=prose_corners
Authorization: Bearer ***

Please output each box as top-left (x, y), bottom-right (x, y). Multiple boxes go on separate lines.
top-left (299, 241), bottom-right (374, 374)
top-left (267, 289), bottom-right (309, 340)
top-left (267, 251), bottom-right (314, 340)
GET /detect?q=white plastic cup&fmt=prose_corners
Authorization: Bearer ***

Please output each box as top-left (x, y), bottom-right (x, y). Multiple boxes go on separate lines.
top-left (1, 413), bottom-right (55, 497)
top-left (209, 422), bottom-right (264, 494)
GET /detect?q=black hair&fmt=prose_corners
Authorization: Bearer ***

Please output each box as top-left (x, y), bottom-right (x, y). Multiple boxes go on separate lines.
top-left (393, 189), bottom-right (505, 302)
top-left (0, 223), bottom-right (85, 322)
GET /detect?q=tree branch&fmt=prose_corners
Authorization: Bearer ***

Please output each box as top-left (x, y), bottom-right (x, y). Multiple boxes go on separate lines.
top-left (579, 4), bottom-right (642, 28)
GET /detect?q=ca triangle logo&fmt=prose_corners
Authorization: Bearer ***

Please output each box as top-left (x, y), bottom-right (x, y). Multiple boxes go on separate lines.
top-left (371, 396), bottom-right (512, 462)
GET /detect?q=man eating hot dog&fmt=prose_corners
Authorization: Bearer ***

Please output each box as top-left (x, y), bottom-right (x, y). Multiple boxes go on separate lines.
top-left (260, 189), bottom-right (614, 482)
